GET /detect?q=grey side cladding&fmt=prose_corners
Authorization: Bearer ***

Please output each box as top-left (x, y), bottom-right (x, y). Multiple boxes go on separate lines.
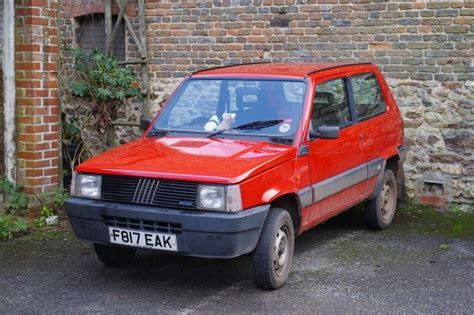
top-left (312, 163), bottom-right (368, 203)
top-left (297, 157), bottom-right (385, 206)
top-left (367, 158), bottom-right (384, 178)
top-left (297, 186), bottom-right (313, 208)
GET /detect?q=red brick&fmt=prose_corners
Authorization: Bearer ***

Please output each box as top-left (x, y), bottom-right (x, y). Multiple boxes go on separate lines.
top-left (43, 149), bottom-right (59, 159)
top-left (17, 151), bottom-right (43, 160)
top-left (44, 98), bottom-right (58, 106)
top-left (18, 133), bottom-right (43, 143)
top-left (43, 115), bottom-right (58, 123)
top-left (25, 177), bottom-right (50, 187)
top-left (43, 167), bottom-right (58, 176)
top-left (44, 80), bottom-right (57, 88)
top-left (23, 16), bottom-right (49, 26)
top-left (25, 89), bottom-right (48, 97)
top-left (16, 80), bottom-right (41, 88)
top-left (24, 124), bottom-right (49, 133)
top-left (17, 97), bottom-right (42, 106)
top-left (17, 44), bottom-right (42, 52)
top-left (25, 169), bottom-right (44, 177)
top-left (18, 116), bottom-right (42, 124)
top-left (16, 63), bottom-right (41, 70)
top-left (24, 159), bottom-right (50, 168)
top-left (16, 8), bottom-right (42, 16)
top-left (42, 132), bottom-right (58, 141)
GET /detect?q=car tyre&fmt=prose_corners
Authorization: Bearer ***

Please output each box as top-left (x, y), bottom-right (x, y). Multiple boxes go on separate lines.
top-left (364, 169), bottom-right (398, 230)
top-left (252, 207), bottom-right (294, 290)
top-left (93, 243), bottom-right (137, 267)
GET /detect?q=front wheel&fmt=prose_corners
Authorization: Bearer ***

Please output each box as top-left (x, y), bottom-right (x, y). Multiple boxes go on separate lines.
top-left (93, 243), bottom-right (136, 267)
top-left (364, 169), bottom-right (398, 230)
top-left (252, 208), bottom-right (295, 290)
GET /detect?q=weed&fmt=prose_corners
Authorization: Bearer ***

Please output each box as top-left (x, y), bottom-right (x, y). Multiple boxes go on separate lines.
top-left (52, 188), bottom-right (68, 209)
top-left (0, 178), bottom-right (29, 215)
top-left (34, 206), bottom-right (55, 229)
top-left (438, 243), bottom-right (450, 250)
top-left (0, 215), bottom-right (29, 240)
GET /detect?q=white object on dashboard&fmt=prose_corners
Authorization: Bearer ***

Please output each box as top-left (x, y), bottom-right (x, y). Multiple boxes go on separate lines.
top-left (204, 113), bottom-right (236, 131)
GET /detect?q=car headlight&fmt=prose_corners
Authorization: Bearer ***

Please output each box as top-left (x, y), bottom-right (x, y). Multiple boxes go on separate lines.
top-left (73, 174), bottom-right (102, 199)
top-left (197, 184), bottom-right (242, 212)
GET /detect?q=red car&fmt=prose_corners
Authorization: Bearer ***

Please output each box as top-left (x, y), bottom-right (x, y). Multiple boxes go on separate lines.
top-left (66, 63), bottom-right (406, 289)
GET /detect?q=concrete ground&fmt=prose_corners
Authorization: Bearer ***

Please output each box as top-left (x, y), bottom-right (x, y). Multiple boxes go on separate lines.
top-left (1, 203), bottom-right (473, 314)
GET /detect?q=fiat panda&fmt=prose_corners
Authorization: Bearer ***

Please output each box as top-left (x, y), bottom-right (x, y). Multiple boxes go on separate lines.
top-left (66, 63), bottom-right (406, 290)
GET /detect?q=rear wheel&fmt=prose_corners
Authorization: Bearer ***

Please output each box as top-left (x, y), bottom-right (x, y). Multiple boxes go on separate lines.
top-left (93, 243), bottom-right (136, 266)
top-left (252, 208), bottom-right (294, 290)
top-left (364, 169), bottom-right (398, 230)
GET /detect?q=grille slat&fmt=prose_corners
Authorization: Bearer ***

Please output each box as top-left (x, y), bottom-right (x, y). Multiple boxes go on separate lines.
top-left (103, 215), bottom-right (183, 234)
top-left (100, 175), bottom-right (198, 210)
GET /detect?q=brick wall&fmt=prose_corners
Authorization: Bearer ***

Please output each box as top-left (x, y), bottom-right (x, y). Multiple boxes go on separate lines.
top-left (58, 0), bottom-right (473, 207)
top-left (16, 0), bottom-right (60, 194)
top-left (138, 0), bottom-right (472, 81)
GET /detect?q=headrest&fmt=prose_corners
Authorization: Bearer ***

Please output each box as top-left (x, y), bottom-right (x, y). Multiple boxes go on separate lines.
top-left (235, 87), bottom-right (260, 97)
top-left (236, 87), bottom-right (260, 109)
top-left (314, 92), bottom-right (335, 105)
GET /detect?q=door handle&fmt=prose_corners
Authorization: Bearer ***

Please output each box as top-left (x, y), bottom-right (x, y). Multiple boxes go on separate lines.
top-left (360, 134), bottom-right (365, 141)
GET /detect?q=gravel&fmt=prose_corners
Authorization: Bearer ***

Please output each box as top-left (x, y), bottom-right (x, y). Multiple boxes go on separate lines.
top-left (1, 207), bottom-right (473, 314)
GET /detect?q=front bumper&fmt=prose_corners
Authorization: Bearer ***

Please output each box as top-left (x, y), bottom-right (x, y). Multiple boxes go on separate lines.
top-left (65, 197), bottom-right (270, 258)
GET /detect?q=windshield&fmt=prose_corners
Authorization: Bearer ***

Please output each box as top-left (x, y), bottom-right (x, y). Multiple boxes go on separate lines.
top-left (153, 79), bottom-right (307, 139)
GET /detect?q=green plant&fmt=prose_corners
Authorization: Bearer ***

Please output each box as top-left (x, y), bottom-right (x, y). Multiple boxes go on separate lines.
top-left (439, 243), bottom-right (450, 250)
top-left (0, 215), bottom-right (28, 240)
top-left (449, 204), bottom-right (463, 215)
top-left (32, 188), bottom-right (67, 229)
top-left (0, 178), bottom-right (29, 215)
top-left (64, 48), bottom-right (141, 133)
top-left (53, 188), bottom-right (68, 210)
top-left (34, 206), bottom-right (55, 229)
top-left (60, 48), bottom-right (142, 176)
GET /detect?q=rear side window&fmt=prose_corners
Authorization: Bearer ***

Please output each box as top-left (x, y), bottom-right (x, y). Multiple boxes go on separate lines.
top-left (351, 73), bottom-right (387, 121)
top-left (312, 79), bottom-right (351, 129)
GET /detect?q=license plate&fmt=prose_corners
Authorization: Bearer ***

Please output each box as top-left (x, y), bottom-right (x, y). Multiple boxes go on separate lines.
top-left (108, 227), bottom-right (178, 252)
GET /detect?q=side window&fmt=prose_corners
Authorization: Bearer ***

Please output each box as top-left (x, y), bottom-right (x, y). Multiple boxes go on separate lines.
top-left (312, 79), bottom-right (351, 129)
top-left (351, 73), bottom-right (387, 121)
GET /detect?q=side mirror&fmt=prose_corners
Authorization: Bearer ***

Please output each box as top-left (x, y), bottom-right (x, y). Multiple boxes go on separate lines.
top-left (309, 126), bottom-right (340, 140)
top-left (140, 117), bottom-right (152, 131)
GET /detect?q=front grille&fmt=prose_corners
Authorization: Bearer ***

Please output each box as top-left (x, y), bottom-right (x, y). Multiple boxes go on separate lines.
top-left (103, 215), bottom-right (183, 234)
top-left (100, 175), bottom-right (198, 210)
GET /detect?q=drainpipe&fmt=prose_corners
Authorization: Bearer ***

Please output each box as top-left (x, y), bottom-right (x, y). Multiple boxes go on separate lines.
top-left (2, 0), bottom-right (16, 184)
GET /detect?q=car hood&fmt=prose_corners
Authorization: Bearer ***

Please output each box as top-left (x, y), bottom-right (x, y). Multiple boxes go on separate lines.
top-left (77, 136), bottom-right (297, 184)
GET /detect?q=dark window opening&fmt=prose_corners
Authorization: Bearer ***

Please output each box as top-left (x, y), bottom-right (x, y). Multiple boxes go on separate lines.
top-left (76, 13), bottom-right (126, 61)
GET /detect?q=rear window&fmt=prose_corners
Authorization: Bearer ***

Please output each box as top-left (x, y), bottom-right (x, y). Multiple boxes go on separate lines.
top-left (351, 73), bottom-right (387, 121)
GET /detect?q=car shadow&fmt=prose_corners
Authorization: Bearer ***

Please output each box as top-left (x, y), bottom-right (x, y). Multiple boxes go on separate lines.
top-left (95, 205), bottom-right (369, 290)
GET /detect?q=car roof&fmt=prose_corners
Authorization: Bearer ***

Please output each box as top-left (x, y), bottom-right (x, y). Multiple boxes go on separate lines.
top-left (191, 62), bottom-right (375, 79)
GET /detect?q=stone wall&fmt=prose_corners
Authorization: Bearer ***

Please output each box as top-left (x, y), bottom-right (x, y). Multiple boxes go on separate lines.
top-left (58, 0), bottom-right (473, 208)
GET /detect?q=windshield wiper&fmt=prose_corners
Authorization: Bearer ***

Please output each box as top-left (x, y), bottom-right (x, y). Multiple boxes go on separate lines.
top-left (146, 128), bottom-right (168, 138)
top-left (267, 136), bottom-right (293, 145)
top-left (207, 119), bottom-right (284, 138)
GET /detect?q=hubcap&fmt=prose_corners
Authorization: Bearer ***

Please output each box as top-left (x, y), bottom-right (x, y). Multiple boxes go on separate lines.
top-left (380, 180), bottom-right (395, 222)
top-left (273, 225), bottom-right (289, 276)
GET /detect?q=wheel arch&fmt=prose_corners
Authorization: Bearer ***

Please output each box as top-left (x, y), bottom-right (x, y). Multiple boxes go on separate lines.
top-left (371, 152), bottom-right (405, 200)
top-left (270, 193), bottom-right (301, 234)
